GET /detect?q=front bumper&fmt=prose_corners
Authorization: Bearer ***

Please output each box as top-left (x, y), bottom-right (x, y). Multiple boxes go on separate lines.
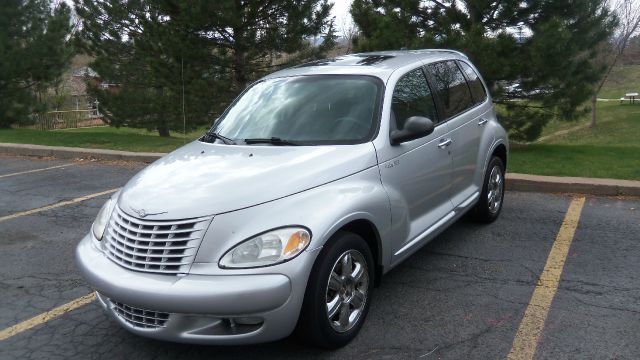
top-left (76, 235), bottom-right (317, 344)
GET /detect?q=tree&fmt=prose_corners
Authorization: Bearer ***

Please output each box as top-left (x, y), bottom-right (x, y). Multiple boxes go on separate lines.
top-left (75, 0), bottom-right (335, 137)
top-left (340, 14), bottom-right (359, 54)
top-left (0, 0), bottom-right (73, 127)
top-left (590, 0), bottom-right (640, 128)
top-left (621, 35), bottom-right (640, 64)
top-left (351, 0), bottom-right (617, 142)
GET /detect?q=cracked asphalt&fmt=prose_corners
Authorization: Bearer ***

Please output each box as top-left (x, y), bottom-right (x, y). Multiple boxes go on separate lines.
top-left (0, 155), bottom-right (639, 359)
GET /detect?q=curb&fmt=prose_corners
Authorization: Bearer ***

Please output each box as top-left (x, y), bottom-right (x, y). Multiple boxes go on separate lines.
top-left (506, 173), bottom-right (640, 197)
top-left (2, 143), bottom-right (639, 196)
top-left (0, 143), bottom-right (163, 163)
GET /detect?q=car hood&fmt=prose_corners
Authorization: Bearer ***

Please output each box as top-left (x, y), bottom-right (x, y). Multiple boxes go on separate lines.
top-left (118, 141), bottom-right (378, 219)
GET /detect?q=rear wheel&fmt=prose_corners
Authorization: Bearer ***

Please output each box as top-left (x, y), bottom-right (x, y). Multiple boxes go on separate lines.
top-left (473, 156), bottom-right (505, 223)
top-left (296, 231), bottom-right (374, 349)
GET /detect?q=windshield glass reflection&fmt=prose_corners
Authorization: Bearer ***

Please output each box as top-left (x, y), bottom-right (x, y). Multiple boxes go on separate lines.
top-left (211, 75), bottom-right (383, 144)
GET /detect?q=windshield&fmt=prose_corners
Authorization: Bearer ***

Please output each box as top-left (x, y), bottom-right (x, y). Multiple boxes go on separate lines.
top-left (210, 75), bottom-right (383, 144)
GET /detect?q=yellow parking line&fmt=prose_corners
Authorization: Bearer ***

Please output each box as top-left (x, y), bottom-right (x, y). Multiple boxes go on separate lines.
top-left (0, 163), bottom-right (76, 179)
top-left (507, 197), bottom-right (586, 360)
top-left (0, 293), bottom-right (96, 341)
top-left (0, 188), bottom-right (119, 223)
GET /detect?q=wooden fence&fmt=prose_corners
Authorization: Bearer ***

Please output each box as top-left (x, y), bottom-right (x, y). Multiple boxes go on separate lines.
top-left (18, 110), bottom-right (104, 130)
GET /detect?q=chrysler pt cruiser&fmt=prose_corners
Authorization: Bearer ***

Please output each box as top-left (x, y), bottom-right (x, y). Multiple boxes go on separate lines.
top-left (76, 50), bottom-right (508, 348)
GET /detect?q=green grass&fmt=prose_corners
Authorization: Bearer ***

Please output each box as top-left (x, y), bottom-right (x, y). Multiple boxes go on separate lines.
top-left (512, 102), bottom-right (640, 180)
top-left (509, 144), bottom-right (640, 180)
top-left (0, 126), bottom-right (205, 153)
top-left (538, 117), bottom-right (586, 138)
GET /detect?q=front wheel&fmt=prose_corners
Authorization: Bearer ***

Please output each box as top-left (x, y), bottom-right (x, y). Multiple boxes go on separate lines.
top-left (473, 156), bottom-right (505, 223)
top-left (296, 231), bottom-right (374, 349)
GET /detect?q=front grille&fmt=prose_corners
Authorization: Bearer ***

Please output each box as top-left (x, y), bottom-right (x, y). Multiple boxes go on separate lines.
top-left (104, 206), bottom-right (211, 274)
top-left (111, 301), bottom-right (170, 329)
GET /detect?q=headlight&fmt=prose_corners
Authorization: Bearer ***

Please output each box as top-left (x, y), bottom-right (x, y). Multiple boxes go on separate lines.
top-left (92, 193), bottom-right (118, 241)
top-left (219, 227), bottom-right (311, 268)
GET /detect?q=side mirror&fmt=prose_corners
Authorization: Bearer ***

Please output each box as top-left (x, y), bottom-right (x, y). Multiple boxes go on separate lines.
top-left (390, 116), bottom-right (435, 145)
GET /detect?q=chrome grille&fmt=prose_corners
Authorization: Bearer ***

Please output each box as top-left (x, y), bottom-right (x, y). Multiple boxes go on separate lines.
top-left (104, 206), bottom-right (211, 274)
top-left (111, 301), bottom-right (170, 329)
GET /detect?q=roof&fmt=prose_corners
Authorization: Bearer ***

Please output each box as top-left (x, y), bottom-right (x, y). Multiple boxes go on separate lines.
top-left (263, 49), bottom-right (469, 82)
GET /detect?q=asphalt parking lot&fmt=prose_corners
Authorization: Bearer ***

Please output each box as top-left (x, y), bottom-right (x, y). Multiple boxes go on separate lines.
top-left (0, 155), bottom-right (639, 359)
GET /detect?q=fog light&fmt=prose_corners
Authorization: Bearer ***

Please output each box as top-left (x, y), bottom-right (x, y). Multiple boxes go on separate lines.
top-left (233, 317), bottom-right (263, 326)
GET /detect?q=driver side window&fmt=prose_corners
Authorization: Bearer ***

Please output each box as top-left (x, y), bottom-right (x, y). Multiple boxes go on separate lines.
top-left (391, 68), bottom-right (438, 131)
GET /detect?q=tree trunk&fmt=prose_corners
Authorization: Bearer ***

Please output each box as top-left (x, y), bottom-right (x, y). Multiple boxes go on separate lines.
top-left (233, 48), bottom-right (248, 90)
top-left (155, 86), bottom-right (170, 137)
top-left (591, 58), bottom-right (618, 128)
top-left (590, 95), bottom-right (598, 128)
top-left (158, 114), bottom-right (170, 137)
top-left (232, 15), bottom-right (248, 91)
top-left (158, 126), bottom-right (170, 137)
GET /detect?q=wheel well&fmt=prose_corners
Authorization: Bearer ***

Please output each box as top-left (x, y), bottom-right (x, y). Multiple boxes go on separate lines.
top-left (339, 219), bottom-right (383, 287)
top-left (493, 144), bottom-right (507, 169)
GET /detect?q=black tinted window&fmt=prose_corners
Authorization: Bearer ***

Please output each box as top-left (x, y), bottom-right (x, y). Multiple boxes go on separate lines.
top-left (459, 61), bottom-right (487, 104)
top-left (427, 61), bottom-right (474, 119)
top-left (391, 68), bottom-right (438, 130)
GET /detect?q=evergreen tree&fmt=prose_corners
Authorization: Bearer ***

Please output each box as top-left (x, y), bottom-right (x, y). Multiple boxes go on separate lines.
top-left (0, 0), bottom-right (73, 127)
top-left (75, 0), bottom-right (335, 137)
top-left (351, 0), bottom-right (617, 141)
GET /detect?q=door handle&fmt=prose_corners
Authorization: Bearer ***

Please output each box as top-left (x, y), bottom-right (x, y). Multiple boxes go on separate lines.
top-left (478, 118), bottom-right (488, 126)
top-left (437, 138), bottom-right (452, 149)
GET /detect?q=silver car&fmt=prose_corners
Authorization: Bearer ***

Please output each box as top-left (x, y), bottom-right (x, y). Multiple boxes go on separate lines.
top-left (76, 50), bottom-right (508, 348)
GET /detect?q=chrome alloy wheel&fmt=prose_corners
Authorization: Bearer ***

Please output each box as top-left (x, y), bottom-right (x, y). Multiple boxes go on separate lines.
top-left (325, 249), bottom-right (369, 333)
top-left (487, 165), bottom-right (504, 214)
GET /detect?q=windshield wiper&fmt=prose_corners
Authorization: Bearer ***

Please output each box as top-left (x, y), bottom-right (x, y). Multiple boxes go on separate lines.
top-left (244, 137), bottom-right (302, 146)
top-left (202, 131), bottom-right (236, 145)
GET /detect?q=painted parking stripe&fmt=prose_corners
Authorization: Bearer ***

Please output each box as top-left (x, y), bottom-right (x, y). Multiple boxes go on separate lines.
top-left (0, 293), bottom-right (96, 341)
top-left (0, 188), bottom-right (119, 223)
top-left (0, 163), bottom-right (76, 179)
top-left (507, 197), bottom-right (586, 360)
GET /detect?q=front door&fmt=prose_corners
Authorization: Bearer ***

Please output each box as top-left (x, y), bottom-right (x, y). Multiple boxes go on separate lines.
top-left (377, 67), bottom-right (454, 260)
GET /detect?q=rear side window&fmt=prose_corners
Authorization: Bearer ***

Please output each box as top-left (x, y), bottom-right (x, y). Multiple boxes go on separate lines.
top-left (391, 68), bottom-right (438, 130)
top-left (458, 61), bottom-right (487, 104)
top-left (426, 61), bottom-right (474, 119)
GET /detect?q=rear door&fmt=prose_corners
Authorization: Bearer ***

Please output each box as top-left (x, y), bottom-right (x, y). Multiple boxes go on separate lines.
top-left (425, 60), bottom-right (491, 207)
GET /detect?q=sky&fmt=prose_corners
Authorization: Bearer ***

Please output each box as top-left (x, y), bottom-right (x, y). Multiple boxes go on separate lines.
top-left (65, 0), bottom-right (355, 33)
top-left (331, 0), bottom-right (354, 32)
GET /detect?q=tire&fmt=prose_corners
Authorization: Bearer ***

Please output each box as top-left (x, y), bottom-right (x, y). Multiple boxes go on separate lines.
top-left (296, 231), bottom-right (374, 349)
top-left (473, 156), bottom-right (505, 223)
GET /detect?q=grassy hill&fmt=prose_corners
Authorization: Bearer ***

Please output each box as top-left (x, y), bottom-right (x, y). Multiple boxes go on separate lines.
top-left (509, 65), bottom-right (640, 180)
top-left (597, 65), bottom-right (640, 100)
